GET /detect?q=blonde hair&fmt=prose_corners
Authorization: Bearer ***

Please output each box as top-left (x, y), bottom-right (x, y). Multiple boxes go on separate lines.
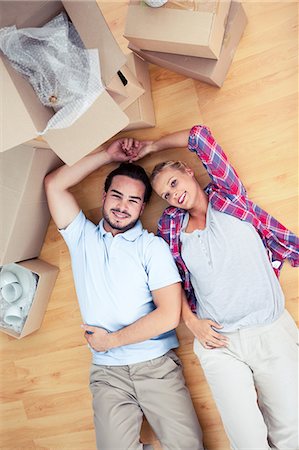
top-left (150, 160), bottom-right (189, 184)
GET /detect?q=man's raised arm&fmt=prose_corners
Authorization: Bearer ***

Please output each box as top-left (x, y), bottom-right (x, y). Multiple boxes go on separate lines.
top-left (44, 138), bottom-right (140, 230)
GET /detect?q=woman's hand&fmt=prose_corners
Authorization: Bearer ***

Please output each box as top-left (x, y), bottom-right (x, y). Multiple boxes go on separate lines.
top-left (106, 138), bottom-right (141, 162)
top-left (128, 141), bottom-right (158, 161)
top-left (186, 315), bottom-right (229, 349)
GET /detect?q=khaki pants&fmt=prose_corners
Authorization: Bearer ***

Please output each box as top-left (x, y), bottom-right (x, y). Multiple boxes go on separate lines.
top-left (90, 350), bottom-right (204, 450)
top-left (194, 309), bottom-right (298, 450)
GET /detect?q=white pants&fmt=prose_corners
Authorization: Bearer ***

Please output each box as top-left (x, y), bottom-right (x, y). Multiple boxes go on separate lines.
top-left (194, 310), bottom-right (298, 450)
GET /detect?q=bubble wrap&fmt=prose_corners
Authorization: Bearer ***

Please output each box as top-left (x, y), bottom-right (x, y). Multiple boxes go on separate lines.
top-left (0, 12), bottom-right (104, 132)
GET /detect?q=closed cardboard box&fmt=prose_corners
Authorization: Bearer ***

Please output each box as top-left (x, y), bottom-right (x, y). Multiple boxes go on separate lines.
top-left (124, 0), bottom-right (231, 59)
top-left (0, 0), bottom-right (130, 166)
top-left (129, 2), bottom-right (247, 87)
top-left (0, 258), bottom-right (59, 339)
top-left (123, 53), bottom-right (156, 131)
top-left (0, 145), bottom-right (62, 265)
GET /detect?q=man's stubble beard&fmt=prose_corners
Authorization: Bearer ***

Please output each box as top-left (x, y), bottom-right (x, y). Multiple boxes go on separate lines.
top-left (102, 207), bottom-right (139, 233)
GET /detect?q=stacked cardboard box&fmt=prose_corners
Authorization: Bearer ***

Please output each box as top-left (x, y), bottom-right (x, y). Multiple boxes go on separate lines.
top-left (124, 0), bottom-right (232, 59)
top-left (125, 1), bottom-right (247, 87)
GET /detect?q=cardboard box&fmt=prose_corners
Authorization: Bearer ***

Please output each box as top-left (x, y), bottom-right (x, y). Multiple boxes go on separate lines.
top-left (0, 145), bottom-right (62, 265)
top-left (123, 53), bottom-right (156, 131)
top-left (106, 71), bottom-right (130, 101)
top-left (124, 0), bottom-right (231, 59)
top-left (109, 65), bottom-right (145, 111)
top-left (0, 259), bottom-right (59, 338)
top-left (0, 0), bottom-right (130, 165)
top-left (129, 2), bottom-right (247, 87)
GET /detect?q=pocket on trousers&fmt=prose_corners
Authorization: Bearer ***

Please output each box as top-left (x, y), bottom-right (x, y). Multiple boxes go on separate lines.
top-left (146, 351), bottom-right (182, 379)
top-left (89, 364), bottom-right (110, 388)
top-left (165, 350), bottom-right (182, 368)
top-left (278, 315), bottom-right (299, 348)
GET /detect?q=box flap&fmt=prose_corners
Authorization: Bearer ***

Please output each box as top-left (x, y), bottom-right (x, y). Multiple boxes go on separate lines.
top-left (123, 53), bottom-right (155, 130)
top-left (44, 90), bottom-right (129, 166)
top-left (63, 1), bottom-right (127, 84)
top-left (0, 146), bottom-right (62, 265)
top-left (18, 258), bottom-right (59, 338)
top-left (106, 72), bottom-right (129, 99)
top-left (0, 1), bottom-right (62, 28)
top-left (110, 65), bottom-right (145, 111)
top-left (1, 201), bottom-right (51, 266)
top-left (0, 59), bottom-right (38, 152)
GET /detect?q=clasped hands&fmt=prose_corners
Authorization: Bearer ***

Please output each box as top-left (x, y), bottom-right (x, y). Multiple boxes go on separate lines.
top-left (106, 137), bottom-right (157, 164)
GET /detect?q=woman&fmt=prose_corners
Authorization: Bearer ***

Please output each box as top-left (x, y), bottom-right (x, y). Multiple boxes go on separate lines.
top-left (131, 125), bottom-right (298, 450)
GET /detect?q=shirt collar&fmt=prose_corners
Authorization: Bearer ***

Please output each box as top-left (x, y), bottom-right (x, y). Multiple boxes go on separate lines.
top-left (98, 219), bottom-right (143, 241)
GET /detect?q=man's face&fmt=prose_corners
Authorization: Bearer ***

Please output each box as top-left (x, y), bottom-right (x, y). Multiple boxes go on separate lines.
top-left (102, 175), bottom-right (146, 235)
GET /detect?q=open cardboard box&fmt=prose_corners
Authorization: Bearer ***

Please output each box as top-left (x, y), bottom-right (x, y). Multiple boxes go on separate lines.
top-left (0, 144), bottom-right (62, 265)
top-left (0, 258), bottom-right (59, 339)
top-left (123, 52), bottom-right (156, 131)
top-left (0, 0), bottom-right (132, 166)
top-left (124, 0), bottom-right (231, 59)
top-left (129, 2), bottom-right (247, 88)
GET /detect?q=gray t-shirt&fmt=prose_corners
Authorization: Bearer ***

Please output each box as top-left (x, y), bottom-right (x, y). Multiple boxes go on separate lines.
top-left (180, 204), bottom-right (284, 332)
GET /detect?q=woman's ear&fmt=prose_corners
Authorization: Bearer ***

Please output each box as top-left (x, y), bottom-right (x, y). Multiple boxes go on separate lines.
top-left (185, 166), bottom-right (194, 177)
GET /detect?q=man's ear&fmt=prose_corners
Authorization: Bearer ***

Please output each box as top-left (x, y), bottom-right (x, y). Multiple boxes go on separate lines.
top-left (102, 191), bottom-right (107, 203)
top-left (140, 203), bottom-right (146, 216)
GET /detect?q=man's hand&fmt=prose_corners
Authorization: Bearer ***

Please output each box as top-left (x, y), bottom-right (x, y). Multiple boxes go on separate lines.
top-left (106, 138), bottom-right (142, 163)
top-left (186, 316), bottom-right (229, 349)
top-left (82, 325), bottom-right (111, 352)
top-left (128, 141), bottom-right (157, 162)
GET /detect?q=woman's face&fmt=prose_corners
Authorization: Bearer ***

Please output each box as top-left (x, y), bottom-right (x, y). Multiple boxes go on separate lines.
top-left (152, 166), bottom-right (200, 209)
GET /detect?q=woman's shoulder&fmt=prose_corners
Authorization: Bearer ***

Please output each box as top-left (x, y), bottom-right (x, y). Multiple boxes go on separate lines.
top-left (158, 207), bottom-right (186, 238)
top-left (160, 206), bottom-right (185, 220)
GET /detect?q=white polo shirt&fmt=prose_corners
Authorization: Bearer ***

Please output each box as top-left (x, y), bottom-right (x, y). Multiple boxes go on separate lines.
top-left (60, 211), bottom-right (181, 365)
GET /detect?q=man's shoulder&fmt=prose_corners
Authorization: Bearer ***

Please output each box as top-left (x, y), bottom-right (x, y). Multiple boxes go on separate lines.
top-left (138, 227), bottom-right (160, 244)
top-left (137, 227), bottom-right (169, 253)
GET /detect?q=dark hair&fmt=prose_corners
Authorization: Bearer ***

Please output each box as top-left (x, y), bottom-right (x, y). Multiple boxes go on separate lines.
top-left (104, 163), bottom-right (152, 203)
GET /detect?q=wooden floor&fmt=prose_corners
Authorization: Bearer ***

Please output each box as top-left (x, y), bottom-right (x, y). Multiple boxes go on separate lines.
top-left (1, 2), bottom-right (298, 449)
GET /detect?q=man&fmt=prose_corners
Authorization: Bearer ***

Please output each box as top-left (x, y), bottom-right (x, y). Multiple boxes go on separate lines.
top-left (45, 138), bottom-right (204, 450)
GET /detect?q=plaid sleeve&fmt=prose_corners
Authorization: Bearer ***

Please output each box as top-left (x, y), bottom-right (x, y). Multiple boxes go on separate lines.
top-left (157, 211), bottom-right (197, 313)
top-left (252, 201), bottom-right (299, 269)
top-left (188, 125), bottom-right (247, 203)
top-left (157, 213), bottom-right (169, 241)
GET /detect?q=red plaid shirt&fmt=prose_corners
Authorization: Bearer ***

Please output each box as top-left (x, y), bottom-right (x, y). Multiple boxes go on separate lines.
top-left (157, 125), bottom-right (299, 313)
